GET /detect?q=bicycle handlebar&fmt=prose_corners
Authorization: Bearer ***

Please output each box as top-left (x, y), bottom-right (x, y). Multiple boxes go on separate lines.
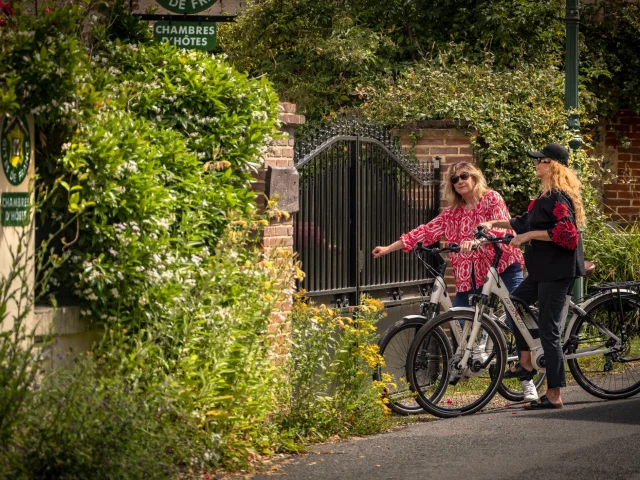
top-left (416, 231), bottom-right (514, 256)
top-left (473, 226), bottom-right (514, 245)
top-left (416, 241), bottom-right (461, 254)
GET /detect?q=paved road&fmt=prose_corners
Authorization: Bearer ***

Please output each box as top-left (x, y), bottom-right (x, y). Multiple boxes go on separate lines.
top-left (252, 384), bottom-right (640, 480)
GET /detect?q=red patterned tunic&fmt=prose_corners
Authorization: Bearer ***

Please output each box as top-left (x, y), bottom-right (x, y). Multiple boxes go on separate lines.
top-left (400, 190), bottom-right (524, 292)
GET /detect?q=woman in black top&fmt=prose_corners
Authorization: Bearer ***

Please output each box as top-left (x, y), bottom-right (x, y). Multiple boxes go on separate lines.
top-left (480, 143), bottom-right (585, 409)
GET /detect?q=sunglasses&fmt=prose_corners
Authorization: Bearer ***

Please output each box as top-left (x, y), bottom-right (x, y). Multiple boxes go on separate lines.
top-left (532, 158), bottom-right (552, 165)
top-left (451, 171), bottom-right (471, 185)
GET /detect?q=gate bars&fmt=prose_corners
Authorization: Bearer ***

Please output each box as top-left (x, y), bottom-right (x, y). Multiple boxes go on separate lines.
top-left (294, 118), bottom-right (441, 307)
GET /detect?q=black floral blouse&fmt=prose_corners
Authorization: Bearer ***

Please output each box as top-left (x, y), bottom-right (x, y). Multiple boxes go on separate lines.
top-left (509, 190), bottom-right (585, 281)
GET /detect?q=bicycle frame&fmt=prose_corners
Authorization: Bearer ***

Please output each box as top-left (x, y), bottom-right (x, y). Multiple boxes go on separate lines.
top-left (414, 246), bottom-right (453, 317)
top-left (428, 273), bottom-right (452, 312)
top-left (451, 263), bottom-right (630, 374)
top-left (446, 264), bottom-right (541, 372)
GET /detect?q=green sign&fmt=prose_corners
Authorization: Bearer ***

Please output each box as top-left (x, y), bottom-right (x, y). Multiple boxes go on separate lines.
top-left (153, 22), bottom-right (216, 50)
top-left (1, 192), bottom-right (30, 226)
top-left (156, 0), bottom-right (217, 14)
top-left (1, 115), bottom-right (31, 186)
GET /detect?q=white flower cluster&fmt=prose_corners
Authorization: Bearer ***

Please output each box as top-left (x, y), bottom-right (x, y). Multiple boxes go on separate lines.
top-left (118, 160), bottom-right (139, 174)
top-left (251, 110), bottom-right (269, 122)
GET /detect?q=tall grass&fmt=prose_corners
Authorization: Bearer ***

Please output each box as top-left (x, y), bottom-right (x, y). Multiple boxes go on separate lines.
top-left (584, 221), bottom-right (640, 285)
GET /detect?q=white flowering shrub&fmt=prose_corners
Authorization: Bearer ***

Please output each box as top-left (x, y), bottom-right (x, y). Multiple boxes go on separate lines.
top-left (95, 41), bottom-right (278, 178)
top-left (37, 23), bottom-right (280, 329)
top-left (46, 107), bottom-right (222, 325)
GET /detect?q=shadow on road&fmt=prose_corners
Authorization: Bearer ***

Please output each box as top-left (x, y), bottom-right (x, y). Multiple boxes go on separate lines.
top-left (514, 397), bottom-right (640, 425)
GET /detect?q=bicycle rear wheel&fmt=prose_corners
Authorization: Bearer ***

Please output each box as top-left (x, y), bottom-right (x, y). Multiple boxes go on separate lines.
top-left (567, 292), bottom-right (640, 399)
top-left (374, 316), bottom-right (428, 415)
top-left (406, 310), bottom-right (506, 418)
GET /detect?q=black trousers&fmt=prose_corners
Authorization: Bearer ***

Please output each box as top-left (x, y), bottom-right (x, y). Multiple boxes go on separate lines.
top-left (510, 276), bottom-right (575, 389)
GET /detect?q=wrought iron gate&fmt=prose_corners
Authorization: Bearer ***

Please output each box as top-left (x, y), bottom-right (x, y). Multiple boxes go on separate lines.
top-left (294, 119), bottom-right (441, 307)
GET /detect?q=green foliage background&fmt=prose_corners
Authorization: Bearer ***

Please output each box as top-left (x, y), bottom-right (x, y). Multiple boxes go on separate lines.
top-left (358, 54), bottom-right (594, 212)
top-left (221, 0), bottom-right (567, 123)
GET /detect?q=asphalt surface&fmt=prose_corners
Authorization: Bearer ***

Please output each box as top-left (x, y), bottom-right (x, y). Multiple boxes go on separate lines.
top-left (251, 384), bottom-right (640, 480)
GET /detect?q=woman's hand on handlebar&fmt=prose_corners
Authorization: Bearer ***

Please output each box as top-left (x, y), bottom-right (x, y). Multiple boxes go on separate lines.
top-left (477, 221), bottom-right (492, 232)
top-left (509, 232), bottom-right (531, 248)
top-left (460, 239), bottom-right (479, 254)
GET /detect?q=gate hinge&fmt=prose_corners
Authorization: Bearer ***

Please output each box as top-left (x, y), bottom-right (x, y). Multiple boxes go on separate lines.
top-left (358, 250), bottom-right (364, 272)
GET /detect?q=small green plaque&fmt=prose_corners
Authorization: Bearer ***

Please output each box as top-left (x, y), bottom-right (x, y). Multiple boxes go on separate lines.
top-left (156, 0), bottom-right (217, 15)
top-left (1, 115), bottom-right (31, 186)
top-left (153, 21), bottom-right (216, 50)
top-left (1, 192), bottom-right (30, 226)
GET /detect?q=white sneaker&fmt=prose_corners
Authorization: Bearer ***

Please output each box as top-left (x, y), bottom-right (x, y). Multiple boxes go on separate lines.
top-left (522, 379), bottom-right (539, 402)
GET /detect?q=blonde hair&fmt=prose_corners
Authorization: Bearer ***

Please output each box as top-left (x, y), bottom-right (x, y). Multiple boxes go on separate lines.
top-left (545, 161), bottom-right (586, 228)
top-left (444, 162), bottom-right (489, 208)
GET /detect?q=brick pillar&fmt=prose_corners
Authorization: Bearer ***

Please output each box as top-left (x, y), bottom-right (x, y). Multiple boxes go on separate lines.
top-left (253, 102), bottom-right (305, 363)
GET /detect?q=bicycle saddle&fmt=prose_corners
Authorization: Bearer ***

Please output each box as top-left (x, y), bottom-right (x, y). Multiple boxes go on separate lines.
top-left (583, 261), bottom-right (596, 277)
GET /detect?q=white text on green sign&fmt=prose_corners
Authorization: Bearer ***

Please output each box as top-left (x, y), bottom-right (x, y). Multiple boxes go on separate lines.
top-left (154, 22), bottom-right (216, 50)
top-left (1, 192), bottom-right (30, 226)
top-left (156, 0), bottom-right (217, 14)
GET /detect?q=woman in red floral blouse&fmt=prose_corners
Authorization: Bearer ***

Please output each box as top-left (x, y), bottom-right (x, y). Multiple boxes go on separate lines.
top-left (480, 143), bottom-right (586, 410)
top-left (372, 161), bottom-right (524, 305)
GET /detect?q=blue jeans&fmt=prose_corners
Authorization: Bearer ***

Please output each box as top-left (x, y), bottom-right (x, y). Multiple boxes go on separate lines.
top-left (453, 263), bottom-right (524, 349)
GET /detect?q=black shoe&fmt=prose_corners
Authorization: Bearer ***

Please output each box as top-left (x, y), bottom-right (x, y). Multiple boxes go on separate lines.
top-left (523, 395), bottom-right (562, 410)
top-left (504, 363), bottom-right (536, 380)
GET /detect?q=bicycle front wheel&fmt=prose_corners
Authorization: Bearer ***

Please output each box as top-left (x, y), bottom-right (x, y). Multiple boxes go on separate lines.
top-left (567, 292), bottom-right (640, 399)
top-left (406, 310), bottom-right (507, 418)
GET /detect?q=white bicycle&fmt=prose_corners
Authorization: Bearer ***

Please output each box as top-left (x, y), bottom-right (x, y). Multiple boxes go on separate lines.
top-left (374, 241), bottom-right (546, 415)
top-left (406, 228), bottom-right (640, 418)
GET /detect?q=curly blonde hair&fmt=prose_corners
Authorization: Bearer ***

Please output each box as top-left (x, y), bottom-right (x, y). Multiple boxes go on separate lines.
top-left (545, 161), bottom-right (586, 228)
top-left (444, 162), bottom-right (489, 208)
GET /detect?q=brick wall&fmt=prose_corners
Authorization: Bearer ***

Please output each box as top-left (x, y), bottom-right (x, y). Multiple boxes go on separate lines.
top-left (253, 102), bottom-right (305, 363)
top-left (595, 110), bottom-right (640, 223)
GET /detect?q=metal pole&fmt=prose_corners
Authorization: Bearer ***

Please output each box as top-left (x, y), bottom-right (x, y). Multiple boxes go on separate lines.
top-left (565, 0), bottom-right (582, 152)
top-left (566, 0), bottom-right (584, 302)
